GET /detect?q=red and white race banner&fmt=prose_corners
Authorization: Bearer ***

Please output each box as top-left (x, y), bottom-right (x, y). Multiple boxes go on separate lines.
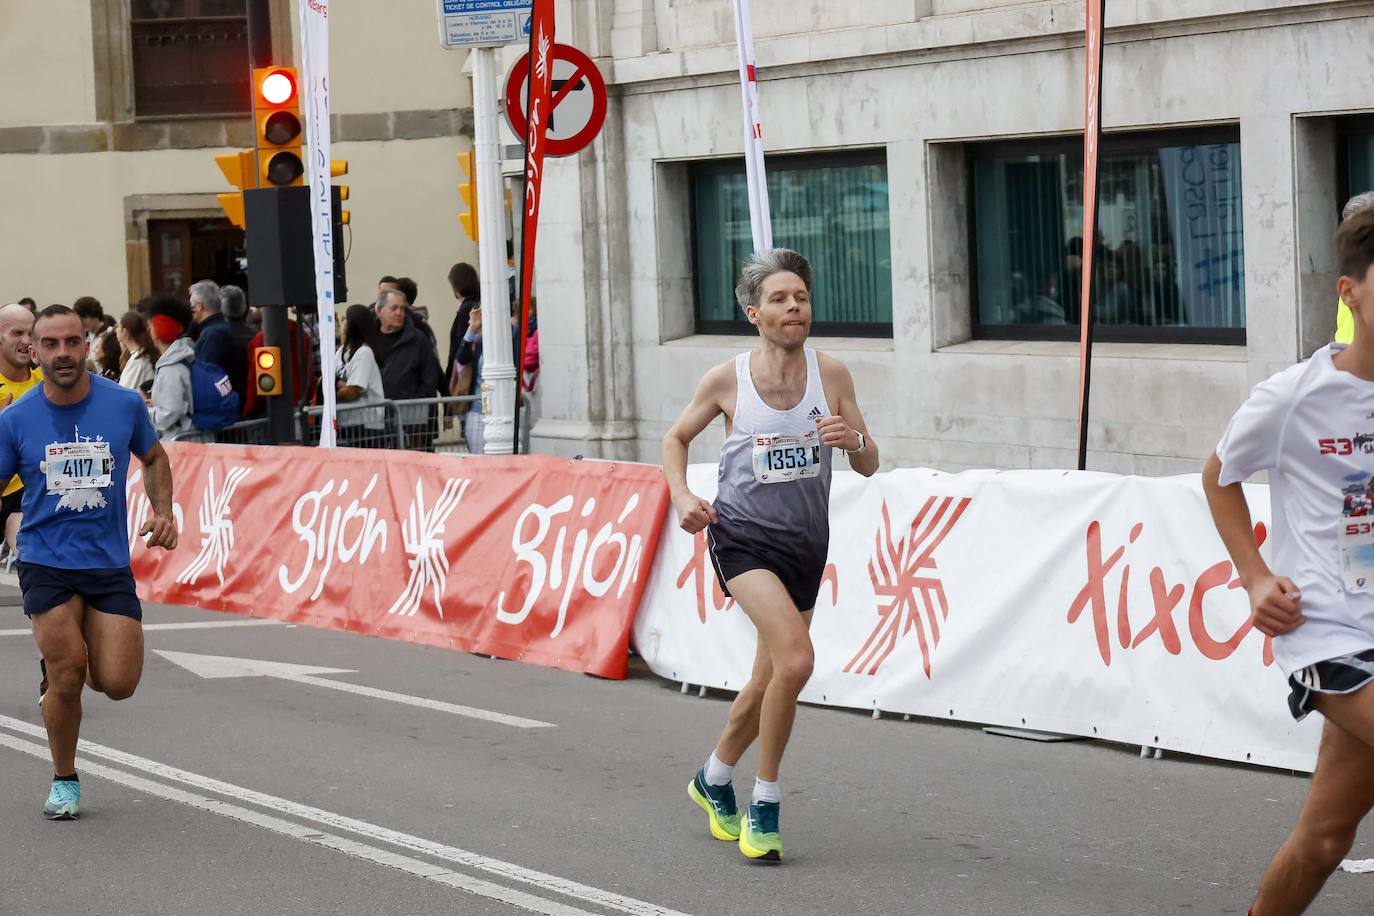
top-left (634, 466), bottom-right (1323, 771)
top-left (131, 444), bottom-right (670, 679)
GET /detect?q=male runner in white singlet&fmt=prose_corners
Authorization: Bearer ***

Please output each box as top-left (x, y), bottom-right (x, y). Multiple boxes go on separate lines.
top-left (662, 248), bottom-right (879, 861)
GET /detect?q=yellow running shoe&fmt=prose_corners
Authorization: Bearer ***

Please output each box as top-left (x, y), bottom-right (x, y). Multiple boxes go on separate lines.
top-left (688, 768), bottom-right (741, 841)
top-left (739, 801), bottom-right (782, 862)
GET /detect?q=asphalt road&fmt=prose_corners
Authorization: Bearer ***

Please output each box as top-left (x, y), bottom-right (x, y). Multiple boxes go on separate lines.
top-left (0, 593), bottom-right (1369, 916)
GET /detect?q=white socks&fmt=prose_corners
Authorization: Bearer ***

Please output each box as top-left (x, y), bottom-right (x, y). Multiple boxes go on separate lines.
top-left (704, 752), bottom-right (734, 787)
top-left (704, 753), bottom-right (781, 803)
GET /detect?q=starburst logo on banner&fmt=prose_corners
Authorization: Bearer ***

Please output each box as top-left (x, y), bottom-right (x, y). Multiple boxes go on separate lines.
top-left (176, 465), bottom-right (252, 587)
top-left (845, 496), bottom-right (972, 680)
top-left (387, 478), bottom-right (470, 619)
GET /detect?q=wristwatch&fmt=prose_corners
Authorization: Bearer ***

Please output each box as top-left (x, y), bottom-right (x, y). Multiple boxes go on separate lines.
top-left (846, 430), bottom-right (867, 455)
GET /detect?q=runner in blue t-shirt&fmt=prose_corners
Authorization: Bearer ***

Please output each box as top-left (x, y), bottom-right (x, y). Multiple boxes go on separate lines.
top-left (0, 305), bottom-right (177, 820)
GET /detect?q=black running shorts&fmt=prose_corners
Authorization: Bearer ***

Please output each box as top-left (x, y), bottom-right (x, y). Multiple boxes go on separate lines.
top-left (1287, 649), bottom-right (1374, 720)
top-left (706, 521), bottom-right (828, 613)
top-left (18, 562), bottom-right (143, 621)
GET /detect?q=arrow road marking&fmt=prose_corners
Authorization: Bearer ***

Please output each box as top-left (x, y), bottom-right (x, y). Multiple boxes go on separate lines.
top-left (154, 650), bottom-right (555, 729)
top-left (0, 714), bottom-right (688, 916)
top-left (0, 619), bottom-right (284, 637)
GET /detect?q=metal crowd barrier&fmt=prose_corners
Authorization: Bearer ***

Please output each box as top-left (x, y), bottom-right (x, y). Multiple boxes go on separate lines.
top-left (173, 393), bottom-right (534, 454)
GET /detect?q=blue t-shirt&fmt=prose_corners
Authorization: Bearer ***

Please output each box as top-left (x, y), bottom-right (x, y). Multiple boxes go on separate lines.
top-left (0, 374), bottom-right (158, 570)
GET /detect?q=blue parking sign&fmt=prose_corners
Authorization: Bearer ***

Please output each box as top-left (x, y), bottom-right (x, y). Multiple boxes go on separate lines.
top-left (436, 0), bottom-right (534, 49)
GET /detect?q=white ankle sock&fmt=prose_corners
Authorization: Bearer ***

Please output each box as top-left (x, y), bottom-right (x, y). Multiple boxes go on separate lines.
top-left (752, 778), bottom-right (780, 804)
top-left (704, 752), bottom-right (734, 787)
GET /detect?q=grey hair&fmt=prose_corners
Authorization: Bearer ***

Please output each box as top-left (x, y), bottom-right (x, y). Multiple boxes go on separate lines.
top-left (1344, 191), bottom-right (1374, 223)
top-left (376, 289), bottom-right (407, 310)
top-left (733, 248), bottom-right (813, 312)
top-left (189, 279), bottom-right (222, 313)
top-left (220, 284), bottom-right (247, 319)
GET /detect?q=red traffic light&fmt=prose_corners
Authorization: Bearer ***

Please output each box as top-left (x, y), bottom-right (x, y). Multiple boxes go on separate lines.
top-left (259, 69), bottom-right (296, 106)
top-left (256, 350), bottom-right (277, 371)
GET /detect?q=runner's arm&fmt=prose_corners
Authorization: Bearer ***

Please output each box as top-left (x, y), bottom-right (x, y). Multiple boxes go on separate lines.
top-left (661, 362), bottom-right (730, 533)
top-left (137, 442), bottom-right (178, 551)
top-left (817, 356), bottom-right (879, 477)
top-left (1201, 452), bottom-right (1302, 636)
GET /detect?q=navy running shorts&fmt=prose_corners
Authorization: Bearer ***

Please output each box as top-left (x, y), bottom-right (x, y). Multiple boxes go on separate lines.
top-left (1288, 649), bottom-right (1374, 720)
top-left (706, 521), bottom-right (828, 613)
top-left (18, 562), bottom-right (143, 621)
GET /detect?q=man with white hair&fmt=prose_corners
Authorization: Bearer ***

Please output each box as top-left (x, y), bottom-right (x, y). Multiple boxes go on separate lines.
top-left (0, 303), bottom-right (41, 554)
top-left (189, 279), bottom-right (247, 407)
top-left (1335, 191), bottom-right (1374, 344)
top-left (662, 248), bottom-right (880, 861)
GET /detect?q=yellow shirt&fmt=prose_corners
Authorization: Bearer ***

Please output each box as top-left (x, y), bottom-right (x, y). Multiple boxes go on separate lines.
top-left (1337, 297), bottom-right (1354, 345)
top-left (0, 367), bottom-right (42, 497)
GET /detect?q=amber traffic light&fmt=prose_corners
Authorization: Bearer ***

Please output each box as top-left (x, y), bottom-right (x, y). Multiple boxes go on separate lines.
top-left (253, 67), bottom-right (303, 187)
top-left (214, 149), bottom-right (258, 229)
top-left (254, 346), bottom-right (283, 396)
top-left (457, 150), bottom-right (477, 241)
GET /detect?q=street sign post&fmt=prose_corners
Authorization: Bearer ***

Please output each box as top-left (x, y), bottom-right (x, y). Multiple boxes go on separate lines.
top-left (436, 0), bottom-right (533, 49)
top-left (503, 44), bottom-right (607, 158)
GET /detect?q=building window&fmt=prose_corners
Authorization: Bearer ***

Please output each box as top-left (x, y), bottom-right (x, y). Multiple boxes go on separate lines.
top-left (131, 0), bottom-right (251, 118)
top-left (1340, 121), bottom-right (1374, 202)
top-left (690, 151), bottom-right (893, 336)
top-left (970, 128), bottom-right (1245, 344)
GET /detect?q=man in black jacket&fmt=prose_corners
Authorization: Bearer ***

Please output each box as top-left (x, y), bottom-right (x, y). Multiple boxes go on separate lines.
top-left (376, 289), bottom-right (444, 450)
top-left (189, 279), bottom-right (248, 406)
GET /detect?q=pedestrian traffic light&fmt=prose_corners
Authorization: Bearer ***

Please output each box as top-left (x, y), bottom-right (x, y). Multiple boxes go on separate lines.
top-left (253, 66), bottom-right (304, 187)
top-left (254, 346), bottom-right (283, 396)
top-left (331, 159), bottom-right (350, 225)
top-left (457, 150), bottom-right (477, 241)
top-left (214, 150), bottom-right (257, 229)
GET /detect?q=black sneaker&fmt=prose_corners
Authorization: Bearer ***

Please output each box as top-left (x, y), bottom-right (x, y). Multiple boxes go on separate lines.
top-left (38, 658), bottom-right (47, 707)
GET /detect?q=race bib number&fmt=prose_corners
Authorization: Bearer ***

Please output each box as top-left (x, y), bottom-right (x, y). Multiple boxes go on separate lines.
top-left (45, 441), bottom-right (113, 494)
top-left (752, 431), bottom-right (821, 484)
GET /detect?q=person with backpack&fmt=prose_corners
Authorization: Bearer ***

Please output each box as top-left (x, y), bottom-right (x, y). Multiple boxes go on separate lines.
top-left (148, 297), bottom-right (239, 440)
top-left (189, 280), bottom-right (248, 407)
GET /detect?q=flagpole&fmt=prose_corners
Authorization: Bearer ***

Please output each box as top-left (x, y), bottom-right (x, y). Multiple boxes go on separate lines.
top-left (1076, 0), bottom-right (1107, 471)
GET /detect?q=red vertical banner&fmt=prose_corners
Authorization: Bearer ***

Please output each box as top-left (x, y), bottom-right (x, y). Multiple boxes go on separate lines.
top-left (515, 0), bottom-right (556, 451)
top-left (1077, 0), bottom-right (1106, 471)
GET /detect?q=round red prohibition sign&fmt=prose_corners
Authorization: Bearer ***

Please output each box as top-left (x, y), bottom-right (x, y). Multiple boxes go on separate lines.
top-left (504, 43), bottom-right (607, 159)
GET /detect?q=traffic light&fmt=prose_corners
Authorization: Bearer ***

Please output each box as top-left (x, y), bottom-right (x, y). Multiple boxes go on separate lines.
top-left (254, 346), bottom-right (283, 396)
top-left (331, 159), bottom-right (350, 225)
top-left (457, 150), bottom-right (477, 241)
top-left (214, 149), bottom-right (257, 229)
top-left (253, 66), bottom-right (303, 187)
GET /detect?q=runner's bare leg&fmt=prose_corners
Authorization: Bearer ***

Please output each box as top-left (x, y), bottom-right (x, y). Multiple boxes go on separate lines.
top-left (83, 605), bottom-right (143, 700)
top-left (29, 597), bottom-right (89, 776)
top-left (722, 569), bottom-right (814, 782)
top-left (714, 609), bottom-right (813, 766)
top-left (1251, 690), bottom-right (1374, 914)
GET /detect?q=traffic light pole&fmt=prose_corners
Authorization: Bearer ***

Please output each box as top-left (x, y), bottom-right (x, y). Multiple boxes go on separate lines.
top-left (472, 47), bottom-right (516, 456)
top-left (246, 0), bottom-right (297, 446)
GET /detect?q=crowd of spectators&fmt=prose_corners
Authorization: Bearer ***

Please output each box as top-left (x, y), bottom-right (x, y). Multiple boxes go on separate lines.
top-left (2, 259), bottom-right (536, 453)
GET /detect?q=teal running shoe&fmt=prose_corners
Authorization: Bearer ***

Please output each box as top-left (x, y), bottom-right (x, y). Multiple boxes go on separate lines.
top-left (739, 800), bottom-right (782, 861)
top-left (43, 779), bottom-right (80, 821)
top-left (687, 768), bottom-right (741, 841)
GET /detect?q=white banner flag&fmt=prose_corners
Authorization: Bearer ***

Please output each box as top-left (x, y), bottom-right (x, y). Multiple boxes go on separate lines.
top-left (301, 0), bottom-right (337, 446)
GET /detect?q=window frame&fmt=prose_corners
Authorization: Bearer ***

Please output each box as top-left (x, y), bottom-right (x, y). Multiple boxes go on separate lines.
top-left (688, 148), bottom-right (894, 339)
top-left (129, 0), bottom-right (252, 119)
top-left (966, 125), bottom-right (1247, 346)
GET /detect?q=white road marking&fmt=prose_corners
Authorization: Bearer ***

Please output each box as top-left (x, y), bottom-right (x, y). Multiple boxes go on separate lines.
top-left (155, 650), bottom-right (555, 729)
top-left (0, 714), bottom-right (687, 916)
top-left (0, 729), bottom-right (596, 916)
top-left (0, 619), bottom-right (284, 637)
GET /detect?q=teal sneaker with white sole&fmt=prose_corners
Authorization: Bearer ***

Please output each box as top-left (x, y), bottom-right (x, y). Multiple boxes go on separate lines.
top-left (739, 800), bottom-right (782, 861)
top-left (687, 768), bottom-right (741, 841)
top-left (43, 779), bottom-right (80, 821)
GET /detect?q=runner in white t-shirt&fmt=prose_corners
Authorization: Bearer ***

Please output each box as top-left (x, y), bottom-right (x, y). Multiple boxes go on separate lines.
top-left (1204, 208), bottom-right (1374, 915)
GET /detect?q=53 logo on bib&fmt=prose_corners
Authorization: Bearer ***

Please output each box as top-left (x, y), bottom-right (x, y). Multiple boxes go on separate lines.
top-left (752, 432), bottom-right (821, 484)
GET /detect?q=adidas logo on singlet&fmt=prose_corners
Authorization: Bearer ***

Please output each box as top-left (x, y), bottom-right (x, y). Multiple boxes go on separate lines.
top-left (808, 407), bottom-right (822, 420)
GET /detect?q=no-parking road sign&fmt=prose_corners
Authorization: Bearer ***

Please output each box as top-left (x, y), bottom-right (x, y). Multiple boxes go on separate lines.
top-left (504, 43), bottom-right (607, 158)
